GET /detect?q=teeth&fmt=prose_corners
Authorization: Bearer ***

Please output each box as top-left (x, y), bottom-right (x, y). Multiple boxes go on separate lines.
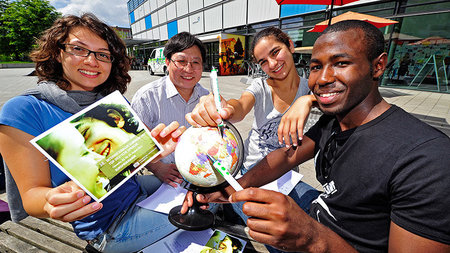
top-left (79, 69), bottom-right (98, 76)
top-left (102, 147), bottom-right (110, 156)
top-left (320, 92), bottom-right (339, 97)
top-left (182, 76), bottom-right (194, 80)
top-left (274, 64), bottom-right (283, 72)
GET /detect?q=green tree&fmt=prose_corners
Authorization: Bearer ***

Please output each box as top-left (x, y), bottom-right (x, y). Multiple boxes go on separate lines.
top-left (0, 0), bottom-right (10, 59)
top-left (0, 0), bottom-right (60, 60)
top-left (0, 0), bottom-right (8, 13)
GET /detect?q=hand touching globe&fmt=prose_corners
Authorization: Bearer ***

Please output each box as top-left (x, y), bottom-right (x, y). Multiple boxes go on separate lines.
top-left (174, 124), bottom-right (242, 188)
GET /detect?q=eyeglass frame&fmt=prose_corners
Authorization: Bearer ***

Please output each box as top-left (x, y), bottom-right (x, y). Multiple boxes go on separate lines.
top-left (170, 58), bottom-right (203, 70)
top-left (58, 43), bottom-right (115, 63)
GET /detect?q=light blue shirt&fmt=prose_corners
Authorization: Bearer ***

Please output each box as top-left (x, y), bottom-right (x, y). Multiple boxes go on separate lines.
top-left (131, 76), bottom-right (209, 163)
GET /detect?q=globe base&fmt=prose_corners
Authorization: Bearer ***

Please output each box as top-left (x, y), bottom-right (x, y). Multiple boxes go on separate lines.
top-left (168, 192), bottom-right (215, 231)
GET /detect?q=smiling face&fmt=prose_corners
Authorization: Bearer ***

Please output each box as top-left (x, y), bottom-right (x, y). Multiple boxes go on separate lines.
top-left (165, 45), bottom-right (203, 99)
top-left (253, 36), bottom-right (296, 80)
top-left (59, 26), bottom-right (112, 91)
top-left (73, 117), bottom-right (135, 157)
top-left (39, 124), bottom-right (107, 198)
top-left (308, 29), bottom-right (378, 117)
top-left (218, 236), bottom-right (234, 253)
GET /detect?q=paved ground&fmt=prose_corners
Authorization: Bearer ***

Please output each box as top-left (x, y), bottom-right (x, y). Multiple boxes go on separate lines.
top-left (1, 68), bottom-right (449, 190)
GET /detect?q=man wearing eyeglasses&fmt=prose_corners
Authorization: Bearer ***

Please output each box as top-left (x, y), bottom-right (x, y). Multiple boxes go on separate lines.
top-left (188, 20), bottom-right (450, 252)
top-left (131, 32), bottom-right (209, 188)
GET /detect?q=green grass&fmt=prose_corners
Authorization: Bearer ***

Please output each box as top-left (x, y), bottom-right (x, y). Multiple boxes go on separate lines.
top-left (0, 61), bottom-right (33, 64)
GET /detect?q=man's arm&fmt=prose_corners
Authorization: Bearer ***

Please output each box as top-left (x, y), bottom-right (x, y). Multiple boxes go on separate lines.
top-left (389, 222), bottom-right (450, 253)
top-left (197, 136), bottom-right (316, 205)
top-left (239, 136), bottom-right (316, 188)
top-left (230, 190), bottom-right (450, 252)
top-left (182, 136), bottom-right (317, 213)
top-left (230, 188), bottom-right (358, 253)
top-left (388, 136), bottom-right (450, 252)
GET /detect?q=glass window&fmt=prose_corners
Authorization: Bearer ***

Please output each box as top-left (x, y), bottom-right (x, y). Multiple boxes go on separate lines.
top-left (281, 16), bottom-right (304, 30)
top-left (130, 12), bottom-right (135, 24)
top-left (347, 2), bottom-right (396, 16)
top-left (282, 16), bottom-right (303, 25)
top-left (280, 5), bottom-right (325, 18)
top-left (404, 0), bottom-right (450, 14)
top-left (382, 12), bottom-right (450, 93)
top-left (249, 20), bottom-right (279, 29)
top-left (145, 15), bottom-right (152, 29)
top-left (302, 29), bottom-right (320, 47)
top-left (302, 13), bottom-right (326, 27)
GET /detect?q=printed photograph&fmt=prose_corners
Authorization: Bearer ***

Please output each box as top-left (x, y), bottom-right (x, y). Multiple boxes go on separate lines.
top-left (200, 230), bottom-right (246, 253)
top-left (31, 91), bottom-right (163, 202)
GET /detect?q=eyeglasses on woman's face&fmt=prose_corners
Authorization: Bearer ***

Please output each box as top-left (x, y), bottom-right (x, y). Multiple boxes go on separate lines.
top-left (59, 43), bottom-right (114, 63)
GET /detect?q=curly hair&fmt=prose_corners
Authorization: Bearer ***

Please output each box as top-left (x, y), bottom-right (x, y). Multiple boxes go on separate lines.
top-left (29, 13), bottom-right (131, 95)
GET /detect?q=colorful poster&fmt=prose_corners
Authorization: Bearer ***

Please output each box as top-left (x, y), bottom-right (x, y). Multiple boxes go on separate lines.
top-left (219, 33), bottom-right (246, 76)
top-left (31, 91), bottom-right (163, 202)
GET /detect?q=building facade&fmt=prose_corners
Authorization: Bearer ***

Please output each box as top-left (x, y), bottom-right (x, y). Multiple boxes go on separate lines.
top-left (127, 0), bottom-right (449, 93)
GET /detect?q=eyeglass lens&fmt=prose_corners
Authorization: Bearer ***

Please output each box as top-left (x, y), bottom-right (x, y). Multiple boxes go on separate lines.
top-left (171, 59), bottom-right (202, 70)
top-left (62, 44), bottom-right (114, 63)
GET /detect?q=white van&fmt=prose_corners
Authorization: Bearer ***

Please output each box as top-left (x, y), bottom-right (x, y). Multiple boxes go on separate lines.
top-left (147, 47), bottom-right (167, 75)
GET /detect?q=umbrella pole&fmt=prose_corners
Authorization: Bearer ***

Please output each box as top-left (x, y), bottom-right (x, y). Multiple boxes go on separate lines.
top-left (328, 0), bottom-right (334, 26)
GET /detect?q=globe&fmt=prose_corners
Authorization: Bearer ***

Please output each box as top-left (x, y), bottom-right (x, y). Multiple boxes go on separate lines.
top-left (174, 125), bottom-right (242, 188)
top-left (170, 122), bottom-right (244, 231)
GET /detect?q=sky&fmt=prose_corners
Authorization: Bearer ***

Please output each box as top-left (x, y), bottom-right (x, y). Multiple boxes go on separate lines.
top-left (49, 0), bottom-right (130, 27)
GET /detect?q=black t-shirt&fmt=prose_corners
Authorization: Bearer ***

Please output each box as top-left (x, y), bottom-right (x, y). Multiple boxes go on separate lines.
top-left (305, 105), bottom-right (450, 252)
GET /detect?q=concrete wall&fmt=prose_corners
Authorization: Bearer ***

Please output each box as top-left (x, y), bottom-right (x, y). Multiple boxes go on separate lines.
top-left (0, 63), bottom-right (34, 69)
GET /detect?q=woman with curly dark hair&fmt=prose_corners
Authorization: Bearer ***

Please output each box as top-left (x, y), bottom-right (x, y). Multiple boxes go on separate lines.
top-left (0, 13), bottom-right (184, 253)
top-left (30, 13), bottom-right (131, 95)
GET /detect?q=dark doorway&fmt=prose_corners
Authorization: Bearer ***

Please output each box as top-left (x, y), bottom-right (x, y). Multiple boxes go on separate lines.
top-left (204, 42), bottom-right (220, 72)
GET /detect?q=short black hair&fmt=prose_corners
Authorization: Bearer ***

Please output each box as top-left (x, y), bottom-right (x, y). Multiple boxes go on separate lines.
top-left (163, 32), bottom-right (206, 62)
top-left (321, 20), bottom-right (385, 61)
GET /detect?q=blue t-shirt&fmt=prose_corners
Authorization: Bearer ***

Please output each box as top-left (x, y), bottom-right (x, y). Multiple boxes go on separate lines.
top-left (0, 95), bottom-right (140, 240)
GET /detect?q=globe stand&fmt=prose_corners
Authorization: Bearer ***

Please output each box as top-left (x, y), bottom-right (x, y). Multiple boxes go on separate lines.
top-left (168, 191), bottom-right (214, 231)
top-left (169, 121), bottom-right (244, 231)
